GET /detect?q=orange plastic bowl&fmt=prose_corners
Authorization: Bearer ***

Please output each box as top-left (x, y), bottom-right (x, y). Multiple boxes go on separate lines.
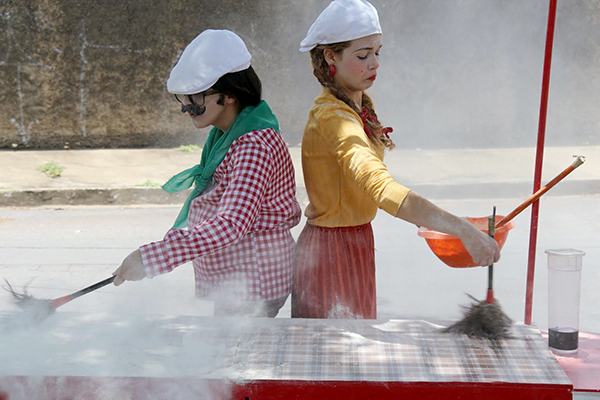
top-left (417, 216), bottom-right (515, 268)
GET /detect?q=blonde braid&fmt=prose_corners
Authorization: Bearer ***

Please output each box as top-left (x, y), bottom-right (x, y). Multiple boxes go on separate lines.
top-left (310, 44), bottom-right (356, 110)
top-left (310, 44), bottom-right (395, 150)
top-left (361, 93), bottom-right (395, 149)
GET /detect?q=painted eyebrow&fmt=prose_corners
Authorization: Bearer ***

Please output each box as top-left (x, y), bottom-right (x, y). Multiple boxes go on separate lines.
top-left (353, 45), bottom-right (383, 53)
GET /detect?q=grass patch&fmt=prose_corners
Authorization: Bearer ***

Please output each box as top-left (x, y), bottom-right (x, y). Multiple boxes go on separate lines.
top-left (174, 144), bottom-right (201, 153)
top-left (136, 180), bottom-right (162, 188)
top-left (36, 161), bottom-right (65, 178)
top-left (0, 186), bottom-right (11, 190)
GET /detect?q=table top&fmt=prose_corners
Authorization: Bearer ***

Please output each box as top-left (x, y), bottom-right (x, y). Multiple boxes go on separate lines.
top-left (0, 313), bottom-right (571, 387)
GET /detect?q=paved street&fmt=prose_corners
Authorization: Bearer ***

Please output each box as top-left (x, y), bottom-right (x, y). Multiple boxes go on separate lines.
top-left (1, 193), bottom-right (598, 333)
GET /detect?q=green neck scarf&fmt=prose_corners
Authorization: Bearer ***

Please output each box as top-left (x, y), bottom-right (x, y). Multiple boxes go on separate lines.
top-left (163, 100), bottom-right (279, 229)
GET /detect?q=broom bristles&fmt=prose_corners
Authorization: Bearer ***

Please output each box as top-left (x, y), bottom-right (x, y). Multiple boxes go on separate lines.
top-left (3, 279), bottom-right (56, 323)
top-left (5, 279), bottom-right (36, 306)
top-left (441, 294), bottom-right (513, 340)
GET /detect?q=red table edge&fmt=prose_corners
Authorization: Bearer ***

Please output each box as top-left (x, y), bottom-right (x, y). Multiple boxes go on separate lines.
top-left (540, 330), bottom-right (600, 393)
top-left (0, 376), bottom-right (574, 400)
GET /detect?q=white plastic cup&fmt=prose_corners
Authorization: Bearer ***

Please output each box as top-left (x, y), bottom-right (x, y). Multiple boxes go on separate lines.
top-left (546, 248), bottom-right (585, 355)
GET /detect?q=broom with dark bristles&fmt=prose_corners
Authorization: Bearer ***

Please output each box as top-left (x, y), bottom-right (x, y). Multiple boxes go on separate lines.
top-left (441, 158), bottom-right (586, 339)
top-left (4, 279), bottom-right (56, 323)
top-left (442, 206), bottom-right (514, 340)
top-left (4, 276), bottom-right (115, 324)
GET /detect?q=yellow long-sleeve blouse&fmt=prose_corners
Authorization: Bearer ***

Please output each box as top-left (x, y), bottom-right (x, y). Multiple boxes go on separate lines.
top-left (302, 89), bottom-right (412, 227)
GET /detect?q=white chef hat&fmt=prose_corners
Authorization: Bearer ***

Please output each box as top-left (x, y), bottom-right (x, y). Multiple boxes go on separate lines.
top-left (299, 0), bottom-right (382, 52)
top-left (167, 29), bottom-right (252, 95)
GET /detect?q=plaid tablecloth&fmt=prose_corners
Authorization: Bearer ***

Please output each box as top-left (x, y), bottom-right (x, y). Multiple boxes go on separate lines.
top-left (0, 314), bottom-right (571, 386)
top-left (229, 318), bottom-right (571, 385)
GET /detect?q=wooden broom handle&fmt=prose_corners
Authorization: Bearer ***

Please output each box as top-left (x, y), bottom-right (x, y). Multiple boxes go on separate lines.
top-left (495, 156), bottom-right (585, 229)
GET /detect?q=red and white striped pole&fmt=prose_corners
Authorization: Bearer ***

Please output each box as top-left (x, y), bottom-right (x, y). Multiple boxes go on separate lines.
top-left (525, 0), bottom-right (558, 325)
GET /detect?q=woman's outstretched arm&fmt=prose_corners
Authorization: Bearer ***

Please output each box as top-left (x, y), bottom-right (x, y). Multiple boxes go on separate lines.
top-left (395, 191), bottom-right (500, 267)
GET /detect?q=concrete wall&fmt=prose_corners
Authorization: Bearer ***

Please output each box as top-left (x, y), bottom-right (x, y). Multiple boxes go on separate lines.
top-left (1, 0), bottom-right (599, 149)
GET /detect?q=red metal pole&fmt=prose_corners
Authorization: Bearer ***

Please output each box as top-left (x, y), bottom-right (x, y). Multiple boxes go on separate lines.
top-left (525, 0), bottom-right (558, 325)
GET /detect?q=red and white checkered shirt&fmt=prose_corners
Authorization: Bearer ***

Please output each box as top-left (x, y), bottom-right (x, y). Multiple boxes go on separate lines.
top-left (140, 128), bottom-right (301, 301)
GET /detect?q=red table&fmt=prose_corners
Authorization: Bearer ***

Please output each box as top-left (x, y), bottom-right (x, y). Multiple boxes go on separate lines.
top-left (0, 315), bottom-right (573, 399)
top-left (542, 330), bottom-right (600, 396)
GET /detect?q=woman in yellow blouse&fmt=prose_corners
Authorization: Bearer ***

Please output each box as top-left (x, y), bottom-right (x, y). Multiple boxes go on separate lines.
top-left (292, 0), bottom-right (500, 319)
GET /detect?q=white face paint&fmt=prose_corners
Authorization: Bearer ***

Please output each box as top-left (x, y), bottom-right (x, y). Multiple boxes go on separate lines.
top-left (332, 34), bottom-right (383, 98)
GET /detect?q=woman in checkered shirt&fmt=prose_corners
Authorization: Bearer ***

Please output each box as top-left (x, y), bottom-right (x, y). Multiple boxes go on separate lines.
top-left (292, 0), bottom-right (500, 319)
top-left (113, 30), bottom-right (301, 318)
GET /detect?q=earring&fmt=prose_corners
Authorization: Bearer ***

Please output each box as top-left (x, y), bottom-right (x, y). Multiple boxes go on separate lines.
top-left (329, 64), bottom-right (337, 77)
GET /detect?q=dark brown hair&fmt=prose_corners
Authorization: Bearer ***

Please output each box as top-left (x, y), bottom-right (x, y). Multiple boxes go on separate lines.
top-left (212, 65), bottom-right (262, 112)
top-left (310, 43), bottom-right (394, 149)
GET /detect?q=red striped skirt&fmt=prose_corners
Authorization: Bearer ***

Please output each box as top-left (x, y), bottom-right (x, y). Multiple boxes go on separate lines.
top-left (291, 223), bottom-right (376, 319)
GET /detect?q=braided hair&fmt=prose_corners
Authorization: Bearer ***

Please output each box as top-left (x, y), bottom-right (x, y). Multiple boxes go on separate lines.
top-left (310, 43), bottom-right (395, 150)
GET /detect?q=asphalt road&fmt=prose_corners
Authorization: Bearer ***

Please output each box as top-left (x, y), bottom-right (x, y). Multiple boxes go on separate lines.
top-left (1, 194), bottom-right (599, 333)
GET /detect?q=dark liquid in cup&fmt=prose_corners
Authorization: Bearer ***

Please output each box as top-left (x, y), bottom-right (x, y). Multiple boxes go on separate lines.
top-left (548, 328), bottom-right (579, 351)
